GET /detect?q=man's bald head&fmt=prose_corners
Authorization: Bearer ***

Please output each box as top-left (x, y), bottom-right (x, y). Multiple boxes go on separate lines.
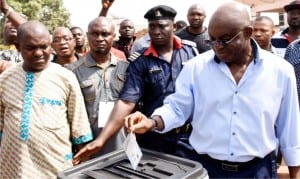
top-left (88, 16), bottom-right (115, 33)
top-left (53, 27), bottom-right (73, 37)
top-left (209, 1), bottom-right (251, 31)
top-left (188, 4), bottom-right (206, 16)
top-left (17, 20), bottom-right (50, 43)
top-left (87, 16), bottom-right (116, 56)
top-left (16, 20), bottom-right (52, 72)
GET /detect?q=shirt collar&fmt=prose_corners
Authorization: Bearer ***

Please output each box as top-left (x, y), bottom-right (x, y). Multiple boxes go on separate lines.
top-left (214, 39), bottom-right (260, 64)
top-left (143, 36), bottom-right (183, 58)
top-left (84, 52), bottom-right (118, 68)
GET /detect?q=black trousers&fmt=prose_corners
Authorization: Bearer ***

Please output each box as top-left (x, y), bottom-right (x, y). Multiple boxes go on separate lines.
top-left (189, 150), bottom-right (277, 178)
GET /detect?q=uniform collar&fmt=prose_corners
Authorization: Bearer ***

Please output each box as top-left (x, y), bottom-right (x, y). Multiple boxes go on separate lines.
top-left (143, 36), bottom-right (183, 58)
top-left (84, 52), bottom-right (118, 68)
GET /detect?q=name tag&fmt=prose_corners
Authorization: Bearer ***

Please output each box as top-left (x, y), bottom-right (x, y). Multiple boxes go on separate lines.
top-left (98, 101), bottom-right (114, 128)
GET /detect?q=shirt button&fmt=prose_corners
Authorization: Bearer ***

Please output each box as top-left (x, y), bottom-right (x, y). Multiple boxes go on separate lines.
top-left (230, 153), bottom-right (234, 156)
top-left (235, 91), bottom-right (238, 94)
top-left (232, 132), bottom-right (236, 136)
top-left (233, 112), bottom-right (237, 115)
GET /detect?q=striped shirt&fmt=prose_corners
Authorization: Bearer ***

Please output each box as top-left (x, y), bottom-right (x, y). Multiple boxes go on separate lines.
top-left (0, 62), bottom-right (92, 178)
top-left (284, 39), bottom-right (300, 102)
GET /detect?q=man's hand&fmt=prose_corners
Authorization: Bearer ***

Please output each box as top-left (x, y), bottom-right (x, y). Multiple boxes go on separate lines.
top-left (101, 0), bottom-right (114, 10)
top-left (0, 0), bottom-right (9, 14)
top-left (124, 111), bottom-right (153, 133)
top-left (72, 140), bottom-right (103, 165)
top-left (99, 0), bottom-right (115, 16)
top-left (0, 60), bottom-right (13, 74)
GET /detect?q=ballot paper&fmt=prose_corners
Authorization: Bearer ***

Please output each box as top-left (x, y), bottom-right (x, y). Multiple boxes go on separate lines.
top-left (123, 132), bottom-right (142, 170)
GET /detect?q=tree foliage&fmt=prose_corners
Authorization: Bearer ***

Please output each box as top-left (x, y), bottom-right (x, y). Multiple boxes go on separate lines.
top-left (0, 0), bottom-right (71, 42)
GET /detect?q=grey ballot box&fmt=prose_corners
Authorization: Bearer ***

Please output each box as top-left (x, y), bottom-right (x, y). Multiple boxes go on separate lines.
top-left (57, 149), bottom-right (208, 179)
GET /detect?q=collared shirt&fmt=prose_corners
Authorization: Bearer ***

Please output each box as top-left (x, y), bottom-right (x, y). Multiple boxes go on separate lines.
top-left (52, 53), bottom-right (83, 67)
top-left (271, 28), bottom-right (292, 58)
top-left (153, 40), bottom-right (300, 165)
top-left (270, 45), bottom-right (282, 57)
top-left (67, 52), bottom-right (129, 157)
top-left (120, 36), bottom-right (198, 117)
top-left (284, 39), bottom-right (300, 103)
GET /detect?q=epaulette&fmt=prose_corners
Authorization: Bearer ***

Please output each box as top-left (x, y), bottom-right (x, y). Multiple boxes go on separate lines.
top-left (181, 39), bottom-right (197, 47)
top-left (127, 52), bottom-right (141, 62)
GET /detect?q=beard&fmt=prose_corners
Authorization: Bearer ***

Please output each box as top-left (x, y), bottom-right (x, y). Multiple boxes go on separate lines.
top-left (288, 21), bottom-right (300, 29)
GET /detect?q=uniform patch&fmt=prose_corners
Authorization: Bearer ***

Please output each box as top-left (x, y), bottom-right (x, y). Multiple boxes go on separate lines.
top-left (128, 52), bottom-right (141, 62)
top-left (181, 39), bottom-right (196, 47)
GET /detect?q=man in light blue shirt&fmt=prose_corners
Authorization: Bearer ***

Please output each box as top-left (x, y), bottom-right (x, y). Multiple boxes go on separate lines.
top-left (125, 1), bottom-right (300, 178)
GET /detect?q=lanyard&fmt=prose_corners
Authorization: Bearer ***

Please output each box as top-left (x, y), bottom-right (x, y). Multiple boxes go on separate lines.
top-left (97, 65), bottom-right (109, 102)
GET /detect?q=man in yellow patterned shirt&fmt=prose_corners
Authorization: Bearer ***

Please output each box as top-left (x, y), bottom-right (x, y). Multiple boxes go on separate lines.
top-left (0, 20), bottom-right (93, 178)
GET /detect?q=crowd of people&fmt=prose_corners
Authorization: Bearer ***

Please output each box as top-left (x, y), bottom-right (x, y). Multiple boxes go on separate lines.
top-left (0, 0), bottom-right (300, 178)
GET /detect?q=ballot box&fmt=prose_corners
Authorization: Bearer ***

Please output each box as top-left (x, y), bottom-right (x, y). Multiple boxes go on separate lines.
top-left (57, 148), bottom-right (208, 179)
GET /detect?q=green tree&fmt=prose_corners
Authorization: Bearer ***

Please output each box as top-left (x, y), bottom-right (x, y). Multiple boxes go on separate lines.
top-left (0, 0), bottom-right (70, 43)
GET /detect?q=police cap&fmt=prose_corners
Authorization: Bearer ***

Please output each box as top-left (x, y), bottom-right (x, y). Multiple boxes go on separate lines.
top-left (284, 0), bottom-right (300, 12)
top-left (144, 5), bottom-right (177, 21)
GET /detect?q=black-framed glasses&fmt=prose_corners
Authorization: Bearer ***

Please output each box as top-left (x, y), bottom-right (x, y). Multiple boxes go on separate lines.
top-left (206, 30), bottom-right (243, 47)
top-left (52, 36), bottom-right (74, 43)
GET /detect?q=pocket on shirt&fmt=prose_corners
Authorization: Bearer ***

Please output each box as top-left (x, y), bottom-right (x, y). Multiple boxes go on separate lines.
top-left (79, 79), bottom-right (96, 102)
top-left (37, 97), bottom-right (67, 130)
top-left (145, 70), bottom-right (164, 84)
top-left (117, 73), bottom-right (126, 90)
top-left (110, 73), bottom-right (127, 98)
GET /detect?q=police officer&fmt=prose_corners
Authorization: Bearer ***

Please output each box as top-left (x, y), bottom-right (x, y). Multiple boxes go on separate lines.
top-left (73, 5), bottom-right (199, 165)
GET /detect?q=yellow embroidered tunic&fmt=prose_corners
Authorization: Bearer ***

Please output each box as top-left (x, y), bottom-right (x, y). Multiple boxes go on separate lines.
top-left (0, 62), bottom-right (93, 178)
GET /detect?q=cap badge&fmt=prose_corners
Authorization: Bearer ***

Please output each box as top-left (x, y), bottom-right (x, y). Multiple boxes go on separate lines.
top-left (155, 10), bottom-right (162, 17)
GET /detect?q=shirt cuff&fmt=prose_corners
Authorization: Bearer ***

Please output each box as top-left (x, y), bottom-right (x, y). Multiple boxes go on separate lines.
top-left (281, 147), bottom-right (300, 166)
top-left (72, 133), bottom-right (93, 145)
top-left (152, 104), bottom-right (183, 133)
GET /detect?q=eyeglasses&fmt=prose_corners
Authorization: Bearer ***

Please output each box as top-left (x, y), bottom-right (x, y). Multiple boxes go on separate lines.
top-left (206, 30), bottom-right (243, 47)
top-left (52, 36), bottom-right (74, 43)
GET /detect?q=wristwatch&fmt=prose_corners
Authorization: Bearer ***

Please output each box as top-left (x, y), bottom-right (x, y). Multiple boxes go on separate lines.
top-left (150, 116), bottom-right (159, 131)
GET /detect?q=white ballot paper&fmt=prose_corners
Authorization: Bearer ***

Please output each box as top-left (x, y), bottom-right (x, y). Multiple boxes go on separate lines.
top-left (123, 132), bottom-right (143, 170)
top-left (98, 101), bottom-right (114, 128)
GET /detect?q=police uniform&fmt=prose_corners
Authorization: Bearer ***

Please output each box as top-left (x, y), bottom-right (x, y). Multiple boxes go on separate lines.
top-left (120, 5), bottom-right (198, 160)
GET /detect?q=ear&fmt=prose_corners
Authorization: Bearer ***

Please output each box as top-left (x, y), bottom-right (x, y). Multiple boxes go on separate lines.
top-left (173, 22), bottom-right (177, 32)
top-left (15, 42), bottom-right (21, 52)
top-left (244, 26), bottom-right (253, 39)
top-left (271, 28), bottom-right (275, 36)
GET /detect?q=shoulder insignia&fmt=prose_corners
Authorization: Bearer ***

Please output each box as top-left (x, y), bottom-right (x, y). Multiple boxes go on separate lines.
top-left (127, 52), bottom-right (142, 62)
top-left (181, 39), bottom-right (197, 47)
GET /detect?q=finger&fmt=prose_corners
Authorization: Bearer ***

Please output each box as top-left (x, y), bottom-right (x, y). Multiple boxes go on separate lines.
top-left (129, 111), bottom-right (142, 127)
top-left (74, 146), bottom-right (88, 159)
top-left (130, 121), bottom-right (147, 133)
top-left (72, 158), bottom-right (80, 165)
top-left (125, 111), bottom-right (139, 129)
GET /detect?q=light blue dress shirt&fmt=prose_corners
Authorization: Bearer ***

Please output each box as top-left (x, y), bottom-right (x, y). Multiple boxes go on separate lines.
top-left (153, 42), bottom-right (300, 166)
